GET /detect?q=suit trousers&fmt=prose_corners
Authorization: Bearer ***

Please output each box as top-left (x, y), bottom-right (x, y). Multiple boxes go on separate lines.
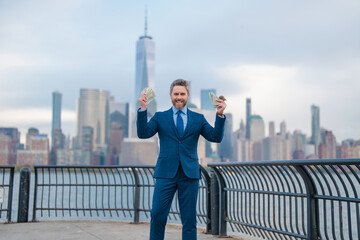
top-left (149, 165), bottom-right (199, 240)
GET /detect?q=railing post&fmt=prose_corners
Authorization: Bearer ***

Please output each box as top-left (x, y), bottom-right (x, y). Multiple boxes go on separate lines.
top-left (132, 167), bottom-right (140, 223)
top-left (210, 168), bottom-right (219, 235)
top-left (200, 166), bottom-right (212, 233)
top-left (7, 167), bottom-right (15, 223)
top-left (210, 167), bottom-right (227, 236)
top-left (18, 167), bottom-right (31, 223)
top-left (294, 165), bottom-right (319, 240)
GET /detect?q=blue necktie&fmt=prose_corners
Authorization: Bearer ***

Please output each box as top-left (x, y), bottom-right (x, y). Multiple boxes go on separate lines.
top-left (177, 110), bottom-right (184, 137)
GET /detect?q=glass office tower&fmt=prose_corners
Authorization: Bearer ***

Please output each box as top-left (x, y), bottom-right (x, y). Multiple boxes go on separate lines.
top-left (311, 105), bottom-right (320, 155)
top-left (134, 14), bottom-right (156, 117)
top-left (51, 91), bottom-right (62, 149)
top-left (77, 89), bottom-right (110, 151)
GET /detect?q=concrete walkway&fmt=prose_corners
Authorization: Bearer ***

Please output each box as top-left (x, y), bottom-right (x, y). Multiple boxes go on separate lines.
top-left (0, 221), bottom-right (257, 240)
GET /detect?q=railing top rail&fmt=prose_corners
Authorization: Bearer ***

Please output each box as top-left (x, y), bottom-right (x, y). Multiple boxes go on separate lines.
top-left (208, 158), bottom-right (360, 167)
top-left (34, 165), bottom-right (156, 169)
top-left (0, 166), bottom-right (15, 168)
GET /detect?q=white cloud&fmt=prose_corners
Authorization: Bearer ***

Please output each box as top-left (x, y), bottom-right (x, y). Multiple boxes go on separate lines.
top-left (216, 64), bottom-right (313, 135)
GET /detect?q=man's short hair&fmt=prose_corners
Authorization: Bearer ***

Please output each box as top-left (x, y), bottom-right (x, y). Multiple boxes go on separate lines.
top-left (170, 79), bottom-right (190, 94)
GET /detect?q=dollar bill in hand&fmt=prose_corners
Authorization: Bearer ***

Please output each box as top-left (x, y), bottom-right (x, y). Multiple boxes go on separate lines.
top-left (209, 92), bottom-right (218, 108)
top-left (143, 87), bottom-right (156, 105)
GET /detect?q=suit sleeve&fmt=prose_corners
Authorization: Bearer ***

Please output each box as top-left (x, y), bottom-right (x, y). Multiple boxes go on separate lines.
top-left (200, 114), bottom-right (226, 143)
top-left (137, 109), bottom-right (158, 139)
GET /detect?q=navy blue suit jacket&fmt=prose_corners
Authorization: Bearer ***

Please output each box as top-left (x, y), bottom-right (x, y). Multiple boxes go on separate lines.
top-left (137, 108), bottom-right (226, 179)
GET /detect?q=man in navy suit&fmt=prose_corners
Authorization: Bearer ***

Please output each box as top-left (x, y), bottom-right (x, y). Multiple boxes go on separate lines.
top-left (137, 79), bottom-right (226, 240)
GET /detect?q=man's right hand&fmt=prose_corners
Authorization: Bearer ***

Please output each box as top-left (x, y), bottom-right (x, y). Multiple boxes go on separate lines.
top-left (138, 93), bottom-right (147, 111)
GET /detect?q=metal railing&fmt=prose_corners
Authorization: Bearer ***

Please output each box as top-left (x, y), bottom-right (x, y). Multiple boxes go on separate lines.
top-left (0, 166), bottom-right (15, 223)
top-left (32, 165), bottom-right (211, 231)
top-left (208, 159), bottom-right (360, 240)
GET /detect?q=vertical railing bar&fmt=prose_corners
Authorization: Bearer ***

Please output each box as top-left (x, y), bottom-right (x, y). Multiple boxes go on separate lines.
top-left (282, 166), bottom-right (297, 235)
top-left (80, 168), bottom-right (86, 217)
top-left (116, 168), bottom-right (126, 217)
top-left (237, 166), bottom-right (251, 232)
top-left (288, 166), bottom-right (306, 236)
top-left (262, 166), bottom-right (274, 232)
top-left (47, 168), bottom-right (51, 218)
top-left (294, 165), bottom-right (318, 240)
top-left (68, 168), bottom-right (72, 217)
top-left (338, 165), bottom-right (356, 240)
top-left (320, 165), bottom-right (341, 239)
top-left (353, 165), bottom-right (360, 240)
top-left (310, 165), bottom-right (329, 239)
top-left (138, 168), bottom-right (146, 218)
top-left (93, 168), bottom-right (99, 217)
top-left (328, 165), bottom-right (348, 240)
top-left (356, 202), bottom-right (360, 240)
top-left (40, 167), bottom-right (45, 218)
top-left (0, 168), bottom-right (4, 220)
top-left (98, 168), bottom-right (106, 217)
top-left (250, 166), bottom-right (267, 239)
top-left (227, 166), bottom-right (239, 232)
top-left (32, 167), bottom-right (38, 221)
top-left (111, 168), bottom-right (119, 218)
top-left (266, 166), bottom-right (280, 231)
top-left (104, 168), bottom-right (112, 218)
top-left (54, 168), bottom-right (58, 217)
top-left (126, 167), bottom-right (134, 218)
top-left (233, 166), bottom-right (247, 235)
top-left (272, 166), bottom-right (287, 233)
top-left (243, 166), bottom-right (260, 234)
top-left (281, 166), bottom-right (296, 235)
top-left (257, 166), bottom-right (271, 231)
top-left (235, 166), bottom-right (248, 228)
top-left (7, 167), bottom-right (15, 222)
top-left (132, 167), bottom-right (140, 223)
top-left (74, 168), bottom-right (79, 217)
top-left (118, 168), bottom-right (126, 217)
top-left (61, 168), bottom-right (64, 217)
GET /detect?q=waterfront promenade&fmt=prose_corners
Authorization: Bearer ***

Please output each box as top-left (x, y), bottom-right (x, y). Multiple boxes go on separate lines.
top-left (0, 221), bottom-right (252, 240)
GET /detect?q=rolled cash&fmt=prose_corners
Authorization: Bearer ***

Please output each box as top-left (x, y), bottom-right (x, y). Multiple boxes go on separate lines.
top-left (209, 92), bottom-right (218, 108)
top-left (143, 87), bottom-right (156, 105)
top-left (209, 92), bottom-right (226, 109)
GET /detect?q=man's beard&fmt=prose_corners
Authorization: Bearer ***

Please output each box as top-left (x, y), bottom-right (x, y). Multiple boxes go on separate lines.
top-left (172, 99), bottom-right (187, 109)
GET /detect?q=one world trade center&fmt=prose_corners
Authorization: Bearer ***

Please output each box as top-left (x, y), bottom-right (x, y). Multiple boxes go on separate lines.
top-left (134, 12), bottom-right (156, 118)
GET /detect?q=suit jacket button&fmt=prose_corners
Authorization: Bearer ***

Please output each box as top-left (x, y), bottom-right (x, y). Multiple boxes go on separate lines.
top-left (177, 152), bottom-right (179, 155)
top-left (179, 141), bottom-right (181, 144)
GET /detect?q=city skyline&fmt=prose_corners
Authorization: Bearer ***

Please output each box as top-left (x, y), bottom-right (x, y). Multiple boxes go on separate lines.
top-left (0, 1), bottom-right (359, 142)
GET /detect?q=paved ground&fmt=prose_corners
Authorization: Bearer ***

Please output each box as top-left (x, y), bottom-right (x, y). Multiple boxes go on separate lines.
top-left (0, 221), bottom-right (258, 240)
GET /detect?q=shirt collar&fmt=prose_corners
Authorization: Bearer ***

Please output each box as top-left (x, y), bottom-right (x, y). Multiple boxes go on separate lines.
top-left (172, 106), bottom-right (188, 115)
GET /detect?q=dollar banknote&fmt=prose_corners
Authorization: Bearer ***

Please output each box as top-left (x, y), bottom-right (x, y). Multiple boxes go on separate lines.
top-left (143, 87), bottom-right (156, 105)
top-left (209, 92), bottom-right (218, 108)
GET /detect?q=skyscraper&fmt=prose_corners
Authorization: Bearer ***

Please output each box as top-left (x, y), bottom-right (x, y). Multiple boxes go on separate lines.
top-left (52, 91), bottom-right (62, 150)
top-left (246, 98), bottom-right (251, 139)
top-left (77, 89), bottom-right (110, 152)
top-left (249, 115), bottom-right (265, 142)
top-left (311, 105), bottom-right (320, 154)
top-left (134, 11), bottom-right (156, 117)
top-left (0, 128), bottom-right (20, 165)
top-left (201, 89), bottom-right (216, 110)
top-left (219, 113), bottom-right (234, 162)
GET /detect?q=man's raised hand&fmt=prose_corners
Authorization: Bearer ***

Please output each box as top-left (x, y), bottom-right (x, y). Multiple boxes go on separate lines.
top-left (138, 93), bottom-right (147, 111)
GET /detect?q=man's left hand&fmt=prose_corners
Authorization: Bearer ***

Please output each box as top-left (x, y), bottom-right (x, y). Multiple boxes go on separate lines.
top-left (216, 98), bottom-right (227, 117)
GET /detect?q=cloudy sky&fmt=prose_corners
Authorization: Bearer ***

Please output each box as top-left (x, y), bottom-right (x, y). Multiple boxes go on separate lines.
top-left (0, 0), bottom-right (359, 143)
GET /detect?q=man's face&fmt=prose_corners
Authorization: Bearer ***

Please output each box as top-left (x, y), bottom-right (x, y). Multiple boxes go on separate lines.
top-left (170, 85), bottom-right (189, 110)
